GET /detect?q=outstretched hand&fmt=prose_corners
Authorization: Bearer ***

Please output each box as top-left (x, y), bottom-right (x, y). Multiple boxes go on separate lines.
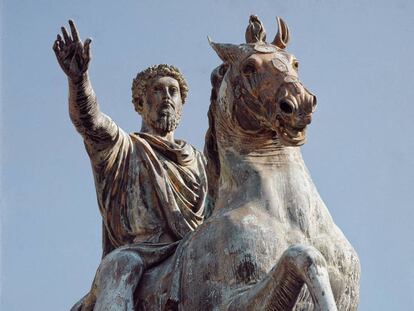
top-left (53, 20), bottom-right (92, 81)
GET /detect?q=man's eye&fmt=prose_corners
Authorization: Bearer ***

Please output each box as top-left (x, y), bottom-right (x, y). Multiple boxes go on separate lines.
top-left (170, 87), bottom-right (178, 94)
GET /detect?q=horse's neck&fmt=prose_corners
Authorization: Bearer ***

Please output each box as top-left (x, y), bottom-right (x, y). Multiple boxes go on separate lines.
top-left (217, 141), bottom-right (307, 195)
top-left (216, 137), bottom-right (327, 236)
top-left (214, 102), bottom-right (309, 195)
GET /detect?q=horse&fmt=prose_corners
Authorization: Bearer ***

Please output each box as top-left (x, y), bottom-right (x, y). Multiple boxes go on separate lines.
top-left (135, 16), bottom-right (360, 310)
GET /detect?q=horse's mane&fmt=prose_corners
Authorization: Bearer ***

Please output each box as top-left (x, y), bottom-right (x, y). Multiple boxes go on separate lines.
top-left (203, 64), bottom-right (227, 215)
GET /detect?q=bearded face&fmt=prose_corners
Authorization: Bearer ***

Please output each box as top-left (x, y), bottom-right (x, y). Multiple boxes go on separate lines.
top-left (151, 98), bottom-right (182, 133)
top-left (142, 76), bottom-right (183, 135)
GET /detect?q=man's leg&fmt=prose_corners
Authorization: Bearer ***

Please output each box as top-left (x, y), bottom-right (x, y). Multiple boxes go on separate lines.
top-left (85, 248), bottom-right (145, 311)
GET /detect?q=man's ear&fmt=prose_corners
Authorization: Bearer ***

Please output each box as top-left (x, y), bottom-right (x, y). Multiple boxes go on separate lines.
top-left (134, 98), bottom-right (144, 114)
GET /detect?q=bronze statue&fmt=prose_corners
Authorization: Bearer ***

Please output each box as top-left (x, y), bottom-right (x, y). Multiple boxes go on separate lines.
top-left (54, 15), bottom-right (360, 310)
top-left (53, 20), bottom-right (207, 310)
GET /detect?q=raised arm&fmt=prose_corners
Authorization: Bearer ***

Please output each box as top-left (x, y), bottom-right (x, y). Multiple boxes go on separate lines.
top-left (53, 20), bottom-right (118, 154)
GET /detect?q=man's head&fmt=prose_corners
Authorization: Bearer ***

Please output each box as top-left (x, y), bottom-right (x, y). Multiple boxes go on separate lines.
top-left (132, 64), bottom-right (188, 134)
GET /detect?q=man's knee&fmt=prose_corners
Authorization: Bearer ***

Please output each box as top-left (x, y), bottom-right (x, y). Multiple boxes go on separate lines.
top-left (97, 248), bottom-right (145, 283)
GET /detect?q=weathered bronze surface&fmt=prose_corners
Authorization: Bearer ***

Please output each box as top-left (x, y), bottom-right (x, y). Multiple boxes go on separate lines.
top-left (54, 16), bottom-right (360, 310)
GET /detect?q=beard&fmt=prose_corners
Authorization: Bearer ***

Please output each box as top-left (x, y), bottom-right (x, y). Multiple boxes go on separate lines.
top-left (150, 110), bottom-right (181, 134)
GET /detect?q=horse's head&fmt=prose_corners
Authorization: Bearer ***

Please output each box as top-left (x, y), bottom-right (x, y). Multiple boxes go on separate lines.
top-left (209, 15), bottom-right (316, 146)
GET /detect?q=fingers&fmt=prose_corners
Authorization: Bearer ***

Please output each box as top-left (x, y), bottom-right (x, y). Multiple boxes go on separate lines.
top-left (52, 39), bottom-right (60, 54)
top-left (61, 26), bottom-right (71, 44)
top-left (53, 34), bottom-right (63, 55)
top-left (84, 38), bottom-right (92, 46)
top-left (83, 38), bottom-right (92, 62)
top-left (53, 34), bottom-right (68, 60)
top-left (56, 34), bottom-right (64, 49)
top-left (53, 20), bottom-right (91, 76)
top-left (69, 19), bottom-right (80, 42)
top-left (53, 35), bottom-right (66, 69)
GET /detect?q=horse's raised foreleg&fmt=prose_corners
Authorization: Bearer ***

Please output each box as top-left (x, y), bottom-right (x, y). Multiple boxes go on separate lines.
top-left (227, 245), bottom-right (337, 311)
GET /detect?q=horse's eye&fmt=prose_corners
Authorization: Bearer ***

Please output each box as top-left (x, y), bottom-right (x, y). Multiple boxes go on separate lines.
top-left (242, 63), bottom-right (257, 75)
top-left (293, 60), bottom-right (299, 71)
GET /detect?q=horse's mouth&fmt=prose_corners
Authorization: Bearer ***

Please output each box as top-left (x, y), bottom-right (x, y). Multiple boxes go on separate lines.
top-left (280, 126), bottom-right (306, 146)
top-left (275, 117), bottom-right (307, 146)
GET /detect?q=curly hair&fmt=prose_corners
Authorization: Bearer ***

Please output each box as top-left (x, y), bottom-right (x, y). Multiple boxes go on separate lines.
top-left (131, 64), bottom-right (189, 114)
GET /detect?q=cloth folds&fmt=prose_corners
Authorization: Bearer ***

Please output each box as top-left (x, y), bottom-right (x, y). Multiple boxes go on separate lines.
top-left (90, 130), bottom-right (207, 259)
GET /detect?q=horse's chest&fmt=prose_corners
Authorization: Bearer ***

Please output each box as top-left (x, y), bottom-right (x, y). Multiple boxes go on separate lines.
top-left (188, 210), bottom-right (304, 285)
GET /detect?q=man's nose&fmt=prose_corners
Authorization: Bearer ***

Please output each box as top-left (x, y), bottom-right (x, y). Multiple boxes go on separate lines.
top-left (161, 88), bottom-right (171, 100)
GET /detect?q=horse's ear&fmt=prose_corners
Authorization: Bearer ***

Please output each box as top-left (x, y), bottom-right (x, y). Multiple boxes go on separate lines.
top-left (272, 17), bottom-right (290, 49)
top-left (208, 36), bottom-right (244, 64)
top-left (245, 15), bottom-right (266, 43)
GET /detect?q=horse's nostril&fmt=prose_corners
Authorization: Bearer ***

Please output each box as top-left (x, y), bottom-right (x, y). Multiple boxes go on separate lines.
top-left (280, 100), bottom-right (294, 114)
top-left (304, 115), bottom-right (312, 125)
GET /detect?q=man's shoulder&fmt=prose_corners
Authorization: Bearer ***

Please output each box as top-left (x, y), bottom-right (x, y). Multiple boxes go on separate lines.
top-left (185, 143), bottom-right (207, 165)
top-left (176, 139), bottom-right (204, 156)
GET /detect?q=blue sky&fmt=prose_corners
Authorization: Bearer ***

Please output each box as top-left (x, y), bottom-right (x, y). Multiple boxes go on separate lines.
top-left (2, 1), bottom-right (414, 310)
